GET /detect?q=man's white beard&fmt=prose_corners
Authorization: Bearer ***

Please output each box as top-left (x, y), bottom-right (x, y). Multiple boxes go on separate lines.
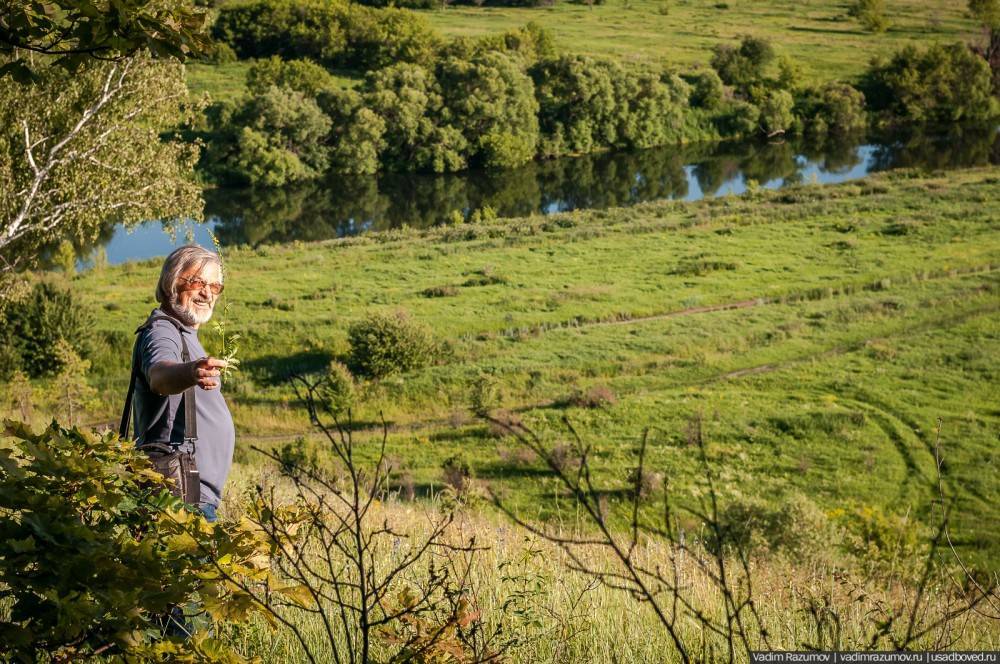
top-left (170, 294), bottom-right (215, 326)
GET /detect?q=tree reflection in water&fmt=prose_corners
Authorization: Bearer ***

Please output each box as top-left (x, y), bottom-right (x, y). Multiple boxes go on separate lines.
top-left (80, 124), bottom-right (1000, 262)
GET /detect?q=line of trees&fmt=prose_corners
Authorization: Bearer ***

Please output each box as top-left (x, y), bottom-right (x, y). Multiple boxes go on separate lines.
top-left (194, 0), bottom-right (999, 187)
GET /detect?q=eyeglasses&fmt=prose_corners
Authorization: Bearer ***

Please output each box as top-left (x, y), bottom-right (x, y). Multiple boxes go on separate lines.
top-left (179, 275), bottom-right (224, 295)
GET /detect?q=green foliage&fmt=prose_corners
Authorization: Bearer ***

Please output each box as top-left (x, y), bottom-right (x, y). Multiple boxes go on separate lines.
top-left (439, 52), bottom-right (540, 169)
top-left (212, 0), bottom-right (347, 63)
top-left (709, 493), bottom-right (832, 556)
top-left (689, 69), bottom-right (725, 110)
top-left (470, 369), bottom-right (503, 416)
top-left (50, 340), bottom-right (99, 426)
top-left (0, 421), bottom-right (287, 661)
top-left (800, 83), bottom-right (867, 136)
top-left (849, 0), bottom-right (890, 33)
top-left (0, 0), bottom-right (210, 80)
top-left (0, 56), bottom-right (203, 274)
top-left (710, 36), bottom-right (776, 91)
top-left (228, 86), bottom-right (332, 186)
top-left (347, 310), bottom-right (438, 378)
top-left (1, 281), bottom-right (93, 378)
top-left (444, 21), bottom-right (557, 67)
top-left (862, 42), bottom-right (998, 123)
top-left (361, 63), bottom-right (467, 173)
top-left (213, 0), bottom-right (440, 70)
top-left (247, 56), bottom-right (341, 97)
top-left (318, 360), bottom-right (357, 414)
top-left (54, 240), bottom-right (77, 276)
top-left (970, 0), bottom-right (1000, 28)
top-left (758, 89), bottom-right (795, 136)
top-left (339, 5), bottom-right (441, 71)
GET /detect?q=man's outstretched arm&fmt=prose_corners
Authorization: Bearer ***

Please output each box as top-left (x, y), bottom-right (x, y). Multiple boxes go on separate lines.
top-left (149, 357), bottom-right (227, 395)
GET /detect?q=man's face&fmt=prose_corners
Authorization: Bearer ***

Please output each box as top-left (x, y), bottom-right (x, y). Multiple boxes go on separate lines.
top-left (171, 262), bottom-right (222, 327)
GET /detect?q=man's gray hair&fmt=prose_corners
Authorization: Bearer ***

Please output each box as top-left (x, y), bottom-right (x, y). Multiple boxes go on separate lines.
top-left (155, 244), bottom-right (223, 305)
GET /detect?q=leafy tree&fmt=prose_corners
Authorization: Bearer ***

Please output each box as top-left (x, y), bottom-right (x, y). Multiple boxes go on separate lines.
top-left (531, 55), bottom-right (620, 156)
top-left (362, 63), bottom-right (467, 172)
top-left (862, 42), bottom-right (998, 123)
top-left (969, 0), bottom-right (1000, 94)
top-left (54, 239), bottom-right (76, 276)
top-left (0, 420), bottom-right (297, 661)
top-left (325, 90), bottom-right (387, 174)
top-left (50, 340), bottom-right (97, 426)
top-left (689, 69), bottom-right (725, 109)
top-left (2, 281), bottom-right (93, 377)
top-left (0, 56), bottom-right (202, 279)
top-left (212, 0), bottom-right (347, 63)
top-left (213, 0), bottom-right (439, 71)
top-left (0, 0), bottom-right (210, 80)
top-left (758, 89), bottom-right (795, 136)
top-left (247, 56), bottom-right (341, 97)
top-left (4, 369), bottom-right (34, 421)
top-left (444, 21), bottom-right (557, 67)
top-left (438, 52), bottom-right (540, 168)
top-left (710, 36), bottom-right (776, 91)
top-left (339, 5), bottom-right (441, 71)
top-left (227, 86), bottom-right (332, 186)
top-left (800, 83), bottom-right (868, 136)
top-left (850, 0), bottom-right (890, 33)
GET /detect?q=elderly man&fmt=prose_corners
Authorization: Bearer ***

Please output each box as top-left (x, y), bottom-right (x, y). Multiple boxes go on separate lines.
top-left (122, 244), bottom-right (234, 523)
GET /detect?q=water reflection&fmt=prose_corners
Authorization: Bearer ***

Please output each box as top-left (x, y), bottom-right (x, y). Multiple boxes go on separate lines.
top-left (99, 124), bottom-right (998, 264)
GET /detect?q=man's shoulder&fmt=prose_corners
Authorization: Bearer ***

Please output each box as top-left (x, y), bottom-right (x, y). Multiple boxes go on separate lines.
top-left (140, 311), bottom-right (185, 348)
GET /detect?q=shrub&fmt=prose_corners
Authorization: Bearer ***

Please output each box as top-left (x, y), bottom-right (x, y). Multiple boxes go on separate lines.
top-left (849, 0), bottom-right (890, 33)
top-left (228, 86), bottom-right (332, 187)
top-left (470, 369), bottom-right (503, 416)
top-left (1, 281), bottom-right (93, 377)
top-left (317, 360), bottom-right (356, 414)
top-left (247, 56), bottom-right (341, 97)
top-left (708, 492), bottom-right (831, 556)
top-left (710, 36), bottom-right (775, 91)
top-left (338, 4), bottom-right (441, 71)
top-left (0, 421), bottom-right (281, 661)
top-left (438, 52), bottom-right (540, 169)
top-left (862, 42), bottom-right (998, 123)
top-left (689, 69), bottom-right (725, 109)
top-left (213, 0), bottom-right (347, 63)
top-left (347, 310), bottom-right (438, 378)
top-left (441, 454), bottom-right (472, 493)
top-left (801, 82), bottom-right (868, 135)
top-left (758, 89), bottom-right (795, 135)
top-left (569, 384), bottom-right (617, 409)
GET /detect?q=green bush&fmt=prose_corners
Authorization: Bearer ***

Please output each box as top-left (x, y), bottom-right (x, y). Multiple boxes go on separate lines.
top-left (247, 56), bottom-right (341, 97)
top-left (439, 52), bottom-right (540, 169)
top-left (800, 82), bottom-right (868, 135)
top-left (228, 86), bottom-right (332, 186)
top-left (0, 421), bottom-right (283, 661)
top-left (212, 0), bottom-right (347, 63)
top-left (862, 42), bottom-right (998, 124)
top-left (318, 360), bottom-right (357, 414)
top-left (1, 282), bottom-right (93, 378)
top-left (347, 310), bottom-right (438, 378)
top-left (849, 0), bottom-right (889, 33)
top-left (689, 69), bottom-right (725, 109)
top-left (710, 36), bottom-right (775, 92)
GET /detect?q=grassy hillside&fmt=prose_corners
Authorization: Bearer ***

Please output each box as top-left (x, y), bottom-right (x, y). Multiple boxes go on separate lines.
top-left (426, 0), bottom-right (980, 81)
top-left (71, 166), bottom-right (1000, 570)
top-left (188, 0), bottom-right (982, 102)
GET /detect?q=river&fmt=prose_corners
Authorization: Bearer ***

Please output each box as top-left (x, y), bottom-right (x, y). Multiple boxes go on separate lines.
top-left (90, 124), bottom-right (999, 266)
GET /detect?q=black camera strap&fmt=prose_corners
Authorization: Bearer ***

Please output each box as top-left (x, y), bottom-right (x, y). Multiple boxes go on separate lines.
top-left (119, 310), bottom-right (198, 448)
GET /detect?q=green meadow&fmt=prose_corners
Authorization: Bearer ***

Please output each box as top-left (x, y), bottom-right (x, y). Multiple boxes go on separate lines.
top-left (425, 0), bottom-right (980, 80)
top-left (74, 166), bottom-right (1000, 571)
top-left (186, 0), bottom-right (982, 102)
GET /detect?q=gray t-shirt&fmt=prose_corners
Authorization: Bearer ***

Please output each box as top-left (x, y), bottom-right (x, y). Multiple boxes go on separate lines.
top-left (132, 308), bottom-right (235, 507)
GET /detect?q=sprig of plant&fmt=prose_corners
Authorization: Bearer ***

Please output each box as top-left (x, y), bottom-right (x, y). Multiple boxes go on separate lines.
top-left (208, 229), bottom-right (240, 381)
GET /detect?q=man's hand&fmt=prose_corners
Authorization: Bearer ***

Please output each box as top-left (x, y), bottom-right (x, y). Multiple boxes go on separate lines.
top-left (149, 357), bottom-right (228, 395)
top-left (192, 357), bottom-right (228, 390)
